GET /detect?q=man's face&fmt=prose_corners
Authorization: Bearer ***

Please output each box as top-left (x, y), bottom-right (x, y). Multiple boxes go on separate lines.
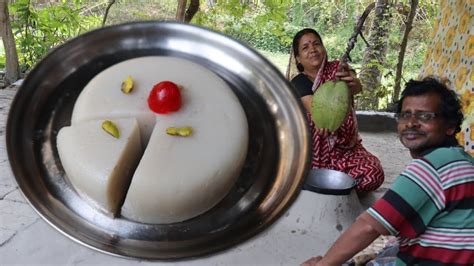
top-left (397, 92), bottom-right (456, 158)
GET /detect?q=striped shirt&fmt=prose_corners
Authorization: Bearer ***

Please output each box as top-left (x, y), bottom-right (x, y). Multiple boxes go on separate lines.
top-left (367, 147), bottom-right (474, 265)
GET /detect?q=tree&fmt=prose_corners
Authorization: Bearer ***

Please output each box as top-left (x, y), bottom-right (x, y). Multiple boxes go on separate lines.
top-left (102, 0), bottom-right (117, 27)
top-left (176, 0), bottom-right (186, 21)
top-left (357, 0), bottom-right (392, 110)
top-left (392, 0), bottom-right (419, 104)
top-left (176, 0), bottom-right (199, 23)
top-left (0, 0), bottom-right (20, 85)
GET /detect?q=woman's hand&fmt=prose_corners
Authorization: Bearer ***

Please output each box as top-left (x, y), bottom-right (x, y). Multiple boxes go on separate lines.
top-left (301, 95), bottom-right (313, 113)
top-left (335, 63), bottom-right (362, 95)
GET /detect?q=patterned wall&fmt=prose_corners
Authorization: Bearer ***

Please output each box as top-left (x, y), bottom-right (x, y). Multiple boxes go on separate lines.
top-left (419, 0), bottom-right (473, 156)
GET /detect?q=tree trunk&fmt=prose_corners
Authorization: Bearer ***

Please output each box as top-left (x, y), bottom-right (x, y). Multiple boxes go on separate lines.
top-left (176, 0), bottom-right (199, 23)
top-left (392, 0), bottom-right (418, 104)
top-left (0, 0), bottom-right (20, 86)
top-left (176, 0), bottom-right (187, 22)
top-left (357, 0), bottom-right (391, 110)
top-left (286, 49), bottom-right (298, 80)
top-left (184, 0), bottom-right (199, 23)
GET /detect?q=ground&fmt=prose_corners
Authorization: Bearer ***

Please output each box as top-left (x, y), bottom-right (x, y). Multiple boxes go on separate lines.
top-left (358, 129), bottom-right (411, 207)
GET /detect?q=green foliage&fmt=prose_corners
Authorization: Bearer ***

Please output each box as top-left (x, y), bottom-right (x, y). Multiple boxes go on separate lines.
top-left (0, 44), bottom-right (4, 69)
top-left (104, 0), bottom-right (176, 25)
top-left (9, 0), bottom-right (101, 70)
top-left (195, 0), bottom-right (296, 53)
top-left (2, 0), bottom-right (439, 110)
top-left (195, 1), bottom-right (366, 56)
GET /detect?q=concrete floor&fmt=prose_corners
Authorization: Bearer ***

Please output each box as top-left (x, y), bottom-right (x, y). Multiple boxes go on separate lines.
top-left (0, 85), bottom-right (412, 264)
top-left (356, 111), bottom-right (412, 207)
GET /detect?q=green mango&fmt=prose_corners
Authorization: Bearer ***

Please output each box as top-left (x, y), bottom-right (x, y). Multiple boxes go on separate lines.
top-left (311, 81), bottom-right (350, 132)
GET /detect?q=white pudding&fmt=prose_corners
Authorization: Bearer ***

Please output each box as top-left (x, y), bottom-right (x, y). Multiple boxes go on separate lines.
top-left (58, 56), bottom-right (248, 223)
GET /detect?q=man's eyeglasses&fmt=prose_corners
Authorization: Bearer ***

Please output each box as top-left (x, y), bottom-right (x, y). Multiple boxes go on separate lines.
top-left (394, 111), bottom-right (439, 123)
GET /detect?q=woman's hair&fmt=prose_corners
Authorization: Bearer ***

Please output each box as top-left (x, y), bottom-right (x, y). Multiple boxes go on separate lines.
top-left (397, 76), bottom-right (464, 139)
top-left (292, 28), bottom-right (323, 72)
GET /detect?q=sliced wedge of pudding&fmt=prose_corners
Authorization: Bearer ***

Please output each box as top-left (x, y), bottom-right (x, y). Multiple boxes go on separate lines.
top-left (57, 118), bottom-right (143, 215)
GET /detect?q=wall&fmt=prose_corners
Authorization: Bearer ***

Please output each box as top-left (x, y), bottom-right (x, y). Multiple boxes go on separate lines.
top-left (419, 0), bottom-right (473, 156)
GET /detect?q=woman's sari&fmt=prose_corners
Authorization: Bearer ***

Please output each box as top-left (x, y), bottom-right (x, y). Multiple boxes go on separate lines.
top-left (308, 59), bottom-right (384, 192)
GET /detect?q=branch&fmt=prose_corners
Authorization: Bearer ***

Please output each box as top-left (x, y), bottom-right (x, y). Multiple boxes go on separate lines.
top-left (340, 2), bottom-right (375, 64)
top-left (393, 0), bottom-right (419, 103)
top-left (102, 0), bottom-right (116, 27)
top-left (79, 1), bottom-right (108, 16)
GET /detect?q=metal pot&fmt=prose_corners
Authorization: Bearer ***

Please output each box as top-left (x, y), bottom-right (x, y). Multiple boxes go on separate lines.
top-left (303, 168), bottom-right (357, 195)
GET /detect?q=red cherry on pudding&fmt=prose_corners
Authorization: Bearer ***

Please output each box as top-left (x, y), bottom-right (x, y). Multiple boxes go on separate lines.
top-left (148, 81), bottom-right (182, 114)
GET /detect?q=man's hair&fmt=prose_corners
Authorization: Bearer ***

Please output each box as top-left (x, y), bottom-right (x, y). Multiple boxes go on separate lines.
top-left (397, 77), bottom-right (464, 136)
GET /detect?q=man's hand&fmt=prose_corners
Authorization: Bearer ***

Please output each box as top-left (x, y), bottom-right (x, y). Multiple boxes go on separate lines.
top-left (301, 256), bottom-right (323, 266)
top-left (301, 213), bottom-right (385, 266)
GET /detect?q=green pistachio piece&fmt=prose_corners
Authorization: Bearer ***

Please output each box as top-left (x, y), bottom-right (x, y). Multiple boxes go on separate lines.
top-left (102, 120), bottom-right (120, 138)
top-left (121, 76), bottom-right (134, 94)
top-left (166, 126), bottom-right (193, 137)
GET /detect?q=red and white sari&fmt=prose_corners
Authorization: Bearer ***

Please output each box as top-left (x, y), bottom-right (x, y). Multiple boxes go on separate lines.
top-left (308, 60), bottom-right (384, 192)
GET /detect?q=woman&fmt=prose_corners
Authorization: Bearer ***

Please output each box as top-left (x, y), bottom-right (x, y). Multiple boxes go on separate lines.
top-left (291, 28), bottom-right (384, 192)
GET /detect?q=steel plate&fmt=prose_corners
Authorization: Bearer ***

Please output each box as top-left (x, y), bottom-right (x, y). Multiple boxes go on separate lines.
top-left (6, 21), bottom-right (310, 260)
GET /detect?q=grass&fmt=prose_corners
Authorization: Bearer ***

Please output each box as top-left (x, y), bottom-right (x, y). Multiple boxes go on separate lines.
top-left (105, 0), bottom-right (176, 25)
top-left (257, 50), bottom-right (290, 75)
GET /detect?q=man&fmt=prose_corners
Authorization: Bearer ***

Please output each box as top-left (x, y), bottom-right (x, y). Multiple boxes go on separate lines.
top-left (302, 77), bottom-right (474, 265)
